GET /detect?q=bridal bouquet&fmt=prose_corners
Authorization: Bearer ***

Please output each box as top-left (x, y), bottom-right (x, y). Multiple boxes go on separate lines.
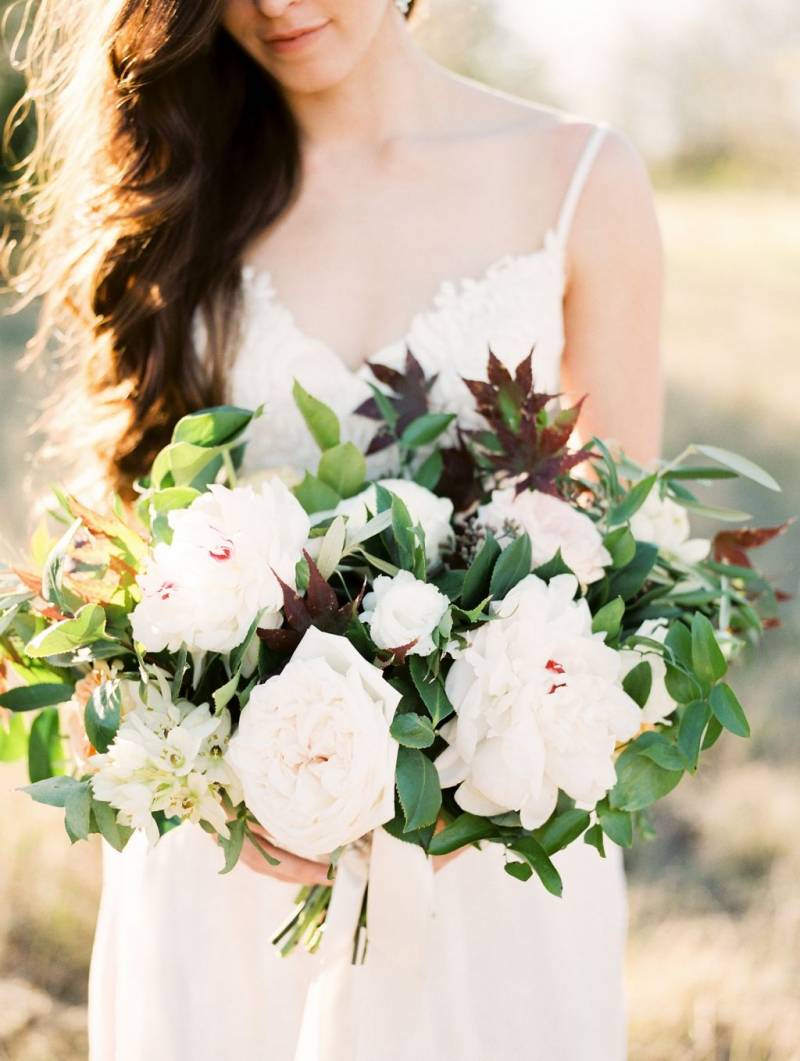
top-left (0, 349), bottom-right (787, 956)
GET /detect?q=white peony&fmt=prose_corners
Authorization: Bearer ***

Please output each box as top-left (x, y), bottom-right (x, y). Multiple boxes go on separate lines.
top-left (477, 487), bottom-right (611, 586)
top-left (226, 626), bottom-right (401, 859)
top-left (435, 574), bottom-right (641, 828)
top-left (361, 570), bottom-right (450, 657)
top-left (91, 669), bottom-right (239, 846)
top-left (629, 490), bottom-right (710, 565)
top-left (131, 480), bottom-right (310, 654)
top-left (328, 479), bottom-right (454, 568)
top-left (619, 618), bottom-right (676, 726)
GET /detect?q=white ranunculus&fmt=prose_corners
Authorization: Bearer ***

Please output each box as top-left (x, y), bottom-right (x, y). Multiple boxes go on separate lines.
top-left (361, 570), bottom-right (449, 657)
top-left (328, 479), bottom-right (454, 568)
top-left (91, 669), bottom-right (238, 846)
top-left (131, 480), bottom-right (310, 654)
top-left (619, 618), bottom-right (676, 726)
top-left (477, 487), bottom-right (611, 586)
top-left (629, 490), bottom-right (710, 565)
top-left (226, 626), bottom-right (401, 859)
top-left (435, 574), bottom-right (641, 828)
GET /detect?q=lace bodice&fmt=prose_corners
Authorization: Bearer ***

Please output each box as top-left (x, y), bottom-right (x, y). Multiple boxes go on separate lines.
top-left (196, 123), bottom-right (608, 476)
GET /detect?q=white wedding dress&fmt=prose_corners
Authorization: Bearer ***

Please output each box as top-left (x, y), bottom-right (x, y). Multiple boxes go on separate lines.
top-left (88, 122), bottom-right (629, 1061)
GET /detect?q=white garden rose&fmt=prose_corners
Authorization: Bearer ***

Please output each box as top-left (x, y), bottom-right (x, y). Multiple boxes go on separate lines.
top-left (226, 626), bottom-right (401, 860)
top-left (477, 487), bottom-right (611, 586)
top-left (619, 618), bottom-right (676, 726)
top-left (361, 570), bottom-right (450, 657)
top-left (435, 574), bottom-right (641, 828)
top-left (131, 480), bottom-right (310, 654)
top-left (91, 669), bottom-right (238, 846)
top-left (629, 490), bottom-right (710, 565)
top-left (328, 479), bottom-right (454, 568)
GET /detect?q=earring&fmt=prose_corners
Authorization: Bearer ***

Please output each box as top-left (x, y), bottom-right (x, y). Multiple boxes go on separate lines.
top-left (394, 0), bottom-right (411, 13)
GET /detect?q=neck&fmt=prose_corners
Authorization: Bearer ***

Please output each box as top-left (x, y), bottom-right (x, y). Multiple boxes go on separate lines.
top-left (282, 10), bottom-right (444, 152)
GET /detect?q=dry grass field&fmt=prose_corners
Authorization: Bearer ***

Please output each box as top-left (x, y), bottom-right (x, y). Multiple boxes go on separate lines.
top-left (0, 183), bottom-right (798, 1060)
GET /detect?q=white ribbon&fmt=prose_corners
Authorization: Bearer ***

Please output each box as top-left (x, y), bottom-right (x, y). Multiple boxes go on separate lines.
top-left (294, 828), bottom-right (436, 1061)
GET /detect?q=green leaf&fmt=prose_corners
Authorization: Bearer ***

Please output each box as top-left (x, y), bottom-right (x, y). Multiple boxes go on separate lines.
top-left (534, 808), bottom-right (591, 855)
top-left (709, 683), bottom-right (750, 738)
top-left (610, 753), bottom-right (683, 812)
top-left (26, 604), bottom-right (107, 658)
top-left (508, 836), bottom-right (563, 896)
top-left (702, 714), bottom-right (724, 750)
top-left (390, 712), bottom-right (436, 749)
top-left (691, 613), bottom-right (727, 685)
top-left (172, 405), bottom-right (257, 447)
top-left (408, 655), bottom-right (454, 726)
top-left (608, 542), bottom-right (658, 600)
top-left (678, 699), bottom-right (711, 771)
top-left (151, 441), bottom-right (224, 490)
top-left (65, 781), bottom-right (92, 842)
top-left (0, 682), bottom-right (73, 712)
top-left (0, 713), bottom-right (28, 762)
top-left (597, 804), bottom-right (633, 848)
top-left (604, 526), bottom-right (637, 569)
top-left (85, 680), bottom-right (122, 754)
top-left (638, 736), bottom-right (685, 771)
top-left (622, 661), bottom-right (653, 709)
top-left (505, 860), bottom-right (533, 882)
top-left (400, 413), bottom-right (456, 448)
top-left (21, 774), bottom-right (85, 807)
top-left (413, 450), bottom-right (444, 491)
top-left (591, 596), bottom-right (624, 640)
top-left (390, 493), bottom-right (417, 571)
top-left (608, 473), bottom-right (658, 526)
top-left (293, 472), bottom-right (341, 515)
top-left (489, 533), bottom-right (532, 599)
top-left (461, 534), bottom-right (501, 610)
top-left (427, 812), bottom-right (495, 856)
top-left (218, 817), bottom-right (246, 874)
top-left (27, 707), bottom-right (62, 783)
top-left (317, 443), bottom-right (366, 499)
top-left (694, 444), bottom-right (781, 492)
top-left (41, 517), bottom-right (83, 615)
top-left (395, 747), bottom-right (442, 832)
top-left (292, 381), bottom-right (341, 451)
top-left (532, 548), bottom-right (574, 582)
top-left (91, 798), bottom-right (132, 852)
top-left (583, 822), bottom-right (606, 857)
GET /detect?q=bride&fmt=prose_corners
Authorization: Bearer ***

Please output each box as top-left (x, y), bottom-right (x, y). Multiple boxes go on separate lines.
top-left (9, 0), bottom-right (665, 1057)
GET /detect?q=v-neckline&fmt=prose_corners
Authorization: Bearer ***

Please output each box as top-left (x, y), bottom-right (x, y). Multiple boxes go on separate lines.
top-left (239, 225), bottom-right (565, 376)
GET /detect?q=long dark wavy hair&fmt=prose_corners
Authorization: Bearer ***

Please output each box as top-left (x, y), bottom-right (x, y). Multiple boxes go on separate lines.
top-left (1, 0), bottom-right (419, 499)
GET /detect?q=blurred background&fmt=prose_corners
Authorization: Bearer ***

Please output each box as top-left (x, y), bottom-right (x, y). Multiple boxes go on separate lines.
top-left (1, 0), bottom-right (798, 1057)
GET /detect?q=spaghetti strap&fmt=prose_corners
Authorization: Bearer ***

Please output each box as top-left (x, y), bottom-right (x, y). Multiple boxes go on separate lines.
top-left (554, 123), bottom-right (609, 250)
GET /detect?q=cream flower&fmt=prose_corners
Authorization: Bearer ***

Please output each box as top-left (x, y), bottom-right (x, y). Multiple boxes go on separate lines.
top-left (435, 574), bottom-right (641, 828)
top-left (477, 487), bottom-right (611, 586)
top-left (361, 570), bottom-right (450, 656)
top-left (131, 480), bottom-right (310, 654)
top-left (91, 669), bottom-right (238, 846)
top-left (629, 490), bottom-right (710, 565)
top-left (226, 626), bottom-right (401, 859)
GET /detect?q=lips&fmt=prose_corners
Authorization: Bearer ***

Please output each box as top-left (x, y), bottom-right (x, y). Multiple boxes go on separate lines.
top-left (265, 22), bottom-right (328, 44)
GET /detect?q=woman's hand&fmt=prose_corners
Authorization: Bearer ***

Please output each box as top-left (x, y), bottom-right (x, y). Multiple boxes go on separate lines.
top-left (235, 823), bottom-right (332, 885)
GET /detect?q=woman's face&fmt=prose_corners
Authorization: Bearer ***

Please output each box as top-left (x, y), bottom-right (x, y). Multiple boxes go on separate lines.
top-left (221, 0), bottom-right (396, 94)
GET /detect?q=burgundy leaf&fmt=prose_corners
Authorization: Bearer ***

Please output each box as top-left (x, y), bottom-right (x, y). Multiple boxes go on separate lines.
top-left (303, 549), bottom-right (339, 623)
top-left (712, 521), bottom-right (792, 566)
top-left (271, 569), bottom-right (312, 633)
top-left (257, 627), bottom-right (302, 653)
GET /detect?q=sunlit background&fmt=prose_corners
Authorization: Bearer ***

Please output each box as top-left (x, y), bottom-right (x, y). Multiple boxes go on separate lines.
top-left (1, 1), bottom-right (798, 1058)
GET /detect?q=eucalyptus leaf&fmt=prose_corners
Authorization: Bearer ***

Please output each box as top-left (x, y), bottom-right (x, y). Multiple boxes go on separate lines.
top-left (694, 444), bottom-right (780, 492)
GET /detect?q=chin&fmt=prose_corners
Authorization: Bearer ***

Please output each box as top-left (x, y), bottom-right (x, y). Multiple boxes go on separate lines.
top-left (266, 54), bottom-right (356, 95)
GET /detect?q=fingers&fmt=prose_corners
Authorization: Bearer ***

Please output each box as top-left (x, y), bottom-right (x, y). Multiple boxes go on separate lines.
top-left (241, 827), bottom-right (332, 885)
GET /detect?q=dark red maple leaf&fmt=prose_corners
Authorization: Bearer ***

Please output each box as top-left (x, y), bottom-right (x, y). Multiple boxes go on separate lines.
top-left (712, 521), bottom-right (793, 568)
top-left (354, 348), bottom-right (437, 454)
top-left (257, 550), bottom-right (366, 653)
top-left (462, 348), bottom-right (591, 497)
